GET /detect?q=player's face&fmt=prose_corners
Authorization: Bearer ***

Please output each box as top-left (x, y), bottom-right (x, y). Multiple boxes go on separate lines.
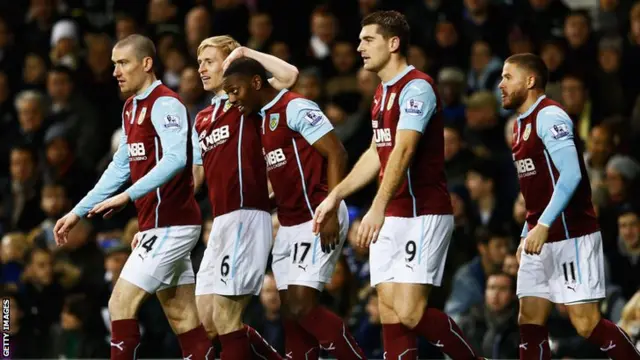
top-left (498, 62), bottom-right (529, 110)
top-left (223, 74), bottom-right (260, 114)
top-left (357, 24), bottom-right (392, 72)
top-left (197, 46), bottom-right (225, 92)
top-left (112, 45), bottom-right (149, 94)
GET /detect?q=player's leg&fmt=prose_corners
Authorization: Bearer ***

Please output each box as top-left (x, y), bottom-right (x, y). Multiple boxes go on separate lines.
top-left (108, 278), bottom-right (150, 360)
top-left (370, 223), bottom-right (417, 359)
top-left (287, 202), bottom-right (366, 360)
top-left (516, 237), bottom-right (554, 360)
top-left (273, 231), bottom-right (319, 360)
top-left (385, 215), bottom-right (480, 359)
top-left (211, 295), bottom-right (252, 360)
top-left (195, 294), bottom-right (218, 338)
top-left (561, 233), bottom-right (640, 359)
top-left (375, 282), bottom-right (418, 360)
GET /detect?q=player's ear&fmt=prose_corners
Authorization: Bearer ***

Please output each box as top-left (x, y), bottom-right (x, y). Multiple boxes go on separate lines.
top-left (142, 56), bottom-right (154, 73)
top-left (526, 74), bottom-right (536, 90)
top-left (252, 75), bottom-right (263, 91)
top-left (388, 36), bottom-right (400, 53)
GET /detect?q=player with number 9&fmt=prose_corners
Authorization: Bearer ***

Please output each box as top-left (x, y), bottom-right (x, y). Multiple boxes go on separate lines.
top-left (54, 35), bottom-right (211, 360)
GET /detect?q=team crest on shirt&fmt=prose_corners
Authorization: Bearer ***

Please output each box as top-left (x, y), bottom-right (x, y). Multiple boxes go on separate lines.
top-left (523, 123), bottom-right (532, 141)
top-left (269, 113), bottom-right (280, 131)
top-left (137, 107), bottom-right (147, 125)
top-left (223, 100), bottom-right (232, 112)
top-left (386, 93), bottom-right (396, 110)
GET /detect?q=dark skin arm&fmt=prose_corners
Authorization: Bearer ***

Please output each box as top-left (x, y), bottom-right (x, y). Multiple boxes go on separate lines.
top-left (311, 131), bottom-right (348, 253)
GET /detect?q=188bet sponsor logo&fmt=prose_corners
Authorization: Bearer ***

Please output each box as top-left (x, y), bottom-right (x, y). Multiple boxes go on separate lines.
top-left (265, 148), bottom-right (286, 170)
top-left (127, 142), bottom-right (147, 161)
top-left (199, 125), bottom-right (230, 153)
top-left (515, 158), bottom-right (536, 178)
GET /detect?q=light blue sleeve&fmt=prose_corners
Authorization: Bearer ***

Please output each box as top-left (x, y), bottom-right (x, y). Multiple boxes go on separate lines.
top-left (521, 223), bottom-right (528, 238)
top-left (192, 122), bottom-right (203, 166)
top-left (536, 106), bottom-right (582, 227)
top-left (286, 98), bottom-right (334, 145)
top-left (71, 128), bottom-right (130, 217)
top-left (125, 96), bottom-right (189, 201)
top-left (397, 79), bottom-right (438, 133)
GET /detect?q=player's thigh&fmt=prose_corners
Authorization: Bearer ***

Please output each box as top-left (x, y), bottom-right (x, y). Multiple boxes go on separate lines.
top-left (108, 277), bottom-right (151, 320)
top-left (287, 201), bottom-right (349, 291)
top-left (517, 237), bottom-right (555, 304)
top-left (212, 294), bottom-right (252, 334)
top-left (375, 282), bottom-right (399, 324)
top-left (122, 225), bottom-right (200, 293)
top-left (389, 215), bottom-right (454, 287)
top-left (199, 210), bottom-right (272, 297)
top-left (550, 232), bottom-right (606, 305)
top-left (157, 283), bottom-right (200, 334)
top-left (195, 294), bottom-right (217, 338)
top-left (271, 222), bottom-right (291, 291)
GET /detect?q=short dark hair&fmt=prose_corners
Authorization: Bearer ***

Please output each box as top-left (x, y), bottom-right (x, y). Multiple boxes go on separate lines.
top-left (223, 57), bottom-right (269, 85)
top-left (361, 11), bottom-right (410, 57)
top-left (48, 65), bottom-right (74, 83)
top-left (505, 53), bottom-right (549, 90)
top-left (488, 272), bottom-right (517, 293)
top-left (115, 34), bottom-right (156, 61)
top-left (476, 225), bottom-right (510, 246)
top-left (10, 143), bottom-right (37, 162)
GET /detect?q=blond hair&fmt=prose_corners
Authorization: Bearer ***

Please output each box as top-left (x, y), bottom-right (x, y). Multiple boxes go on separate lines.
top-left (197, 35), bottom-right (240, 58)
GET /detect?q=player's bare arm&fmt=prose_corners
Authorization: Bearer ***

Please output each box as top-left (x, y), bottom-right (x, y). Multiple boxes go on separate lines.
top-left (358, 129), bottom-right (421, 248)
top-left (193, 164), bottom-right (205, 193)
top-left (223, 46), bottom-right (299, 90)
top-left (313, 138), bottom-right (380, 232)
top-left (310, 131), bottom-right (348, 252)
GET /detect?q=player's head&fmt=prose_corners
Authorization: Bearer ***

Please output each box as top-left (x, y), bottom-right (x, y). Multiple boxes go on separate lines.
top-left (358, 11), bottom-right (410, 72)
top-left (197, 35), bottom-right (241, 92)
top-left (222, 57), bottom-right (270, 114)
top-left (111, 34), bottom-right (156, 94)
top-left (499, 53), bottom-right (548, 110)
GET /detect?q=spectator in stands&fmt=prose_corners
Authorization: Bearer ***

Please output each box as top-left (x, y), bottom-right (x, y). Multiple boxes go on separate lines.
top-left (445, 226), bottom-right (510, 321)
top-left (563, 10), bottom-right (598, 75)
top-left (115, 14), bottom-right (139, 41)
top-left (502, 254), bottom-right (518, 277)
top-left (14, 90), bottom-right (48, 151)
top-left (461, 0), bottom-right (510, 57)
top-left (458, 272), bottom-right (520, 359)
top-left (1, 288), bottom-right (39, 358)
top-left (467, 40), bottom-right (502, 96)
top-left (585, 124), bottom-right (615, 207)
top-left (465, 159), bottom-right (511, 229)
top-left (269, 41), bottom-right (292, 63)
top-left (520, 0), bottom-right (569, 41)
top-left (162, 46), bottom-right (187, 90)
top-left (20, 247), bottom-right (65, 346)
top-left (561, 73), bottom-right (594, 143)
top-left (293, 69), bottom-right (324, 108)
top-left (308, 6), bottom-right (337, 64)
top-left (606, 205), bottom-right (640, 300)
top-left (433, 17), bottom-right (468, 71)
top-left (185, 6), bottom-right (211, 60)
top-left (49, 19), bottom-right (80, 70)
top-left (618, 290), bottom-right (640, 349)
top-left (596, 37), bottom-right (625, 117)
top-left (325, 40), bottom-right (359, 98)
top-left (48, 293), bottom-right (109, 358)
top-left (445, 124), bottom-right (475, 187)
top-left (0, 145), bottom-right (45, 232)
top-left (598, 0), bottom-right (628, 36)
top-left (438, 67), bottom-right (466, 126)
top-left (0, 232), bottom-right (29, 291)
top-left (178, 66), bottom-right (208, 124)
top-left (22, 53), bottom-right (48, 92)
top-left (31, 182), bottom-right (68, 251)
top-left (23, 0), bottom-right (58, 53)
top-left (256, 273), bottom-right (285, 355)
top-left (464, 91), bottom-right (508, 157)
top-left (42, 123), bottom-right (96, 203)
top-left (540, 38), bottom-right (567, 102)
top-left (247, 12), bottom-right (273, 53)
top-left (510, 192), bottom-right (526, 242)
top-left (407, 44), bottom-right (432, 74)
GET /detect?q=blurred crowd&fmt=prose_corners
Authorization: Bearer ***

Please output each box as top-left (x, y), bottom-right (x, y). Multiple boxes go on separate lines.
top-left (0, 0), bottom-right (640, 358)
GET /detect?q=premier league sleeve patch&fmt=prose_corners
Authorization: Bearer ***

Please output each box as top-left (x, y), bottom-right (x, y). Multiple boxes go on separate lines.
top-left (164, 114), bottom-right (181, 129)
top-left (549, 123), bottom-right (570, 140)
top-left (304, 110), bottom-right (326, 126)
top-left (404, 98), bottom-right (424, 116)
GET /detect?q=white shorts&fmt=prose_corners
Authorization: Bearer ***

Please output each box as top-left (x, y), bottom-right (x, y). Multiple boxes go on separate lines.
top-left (370, 215), bottom-right (453, 287)
top-left (517, 231), bottom-right (606, 304)
top-left (121, 225), bottom-right (201, 293)
top-left (195, 209), bottom-right (272, 296)
top-left (271, 201), bottom-right (349, 291)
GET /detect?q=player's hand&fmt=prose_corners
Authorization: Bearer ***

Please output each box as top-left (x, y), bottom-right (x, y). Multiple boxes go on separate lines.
top-left (222, 46), bottom-right (248, 71)
top-left (319, 212), bottom-right (340, 253)
top-left (357, 205), bottom-right (385, 248)
top-left (54, 212), bottom-right (81, 246)
top-left (131, 232), bottom-right (142, 250)
top-left (88, 192), bottom-right (131, 219)
top-left (312, 192), bottom-right (339, 234)
top-left (516, 240), bottom-right (524, 264)
top-left (523, 223), bottom-right (549, 255)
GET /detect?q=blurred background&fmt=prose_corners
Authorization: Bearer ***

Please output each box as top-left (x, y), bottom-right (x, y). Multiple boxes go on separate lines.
top-left (0, 0), bottom-right (639, 358)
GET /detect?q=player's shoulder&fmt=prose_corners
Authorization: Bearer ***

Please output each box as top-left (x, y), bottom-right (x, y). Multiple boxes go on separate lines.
top-left (194, 104), bottom-right (215, 124)
top-left (536, 103), bottom-right (571, 126)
